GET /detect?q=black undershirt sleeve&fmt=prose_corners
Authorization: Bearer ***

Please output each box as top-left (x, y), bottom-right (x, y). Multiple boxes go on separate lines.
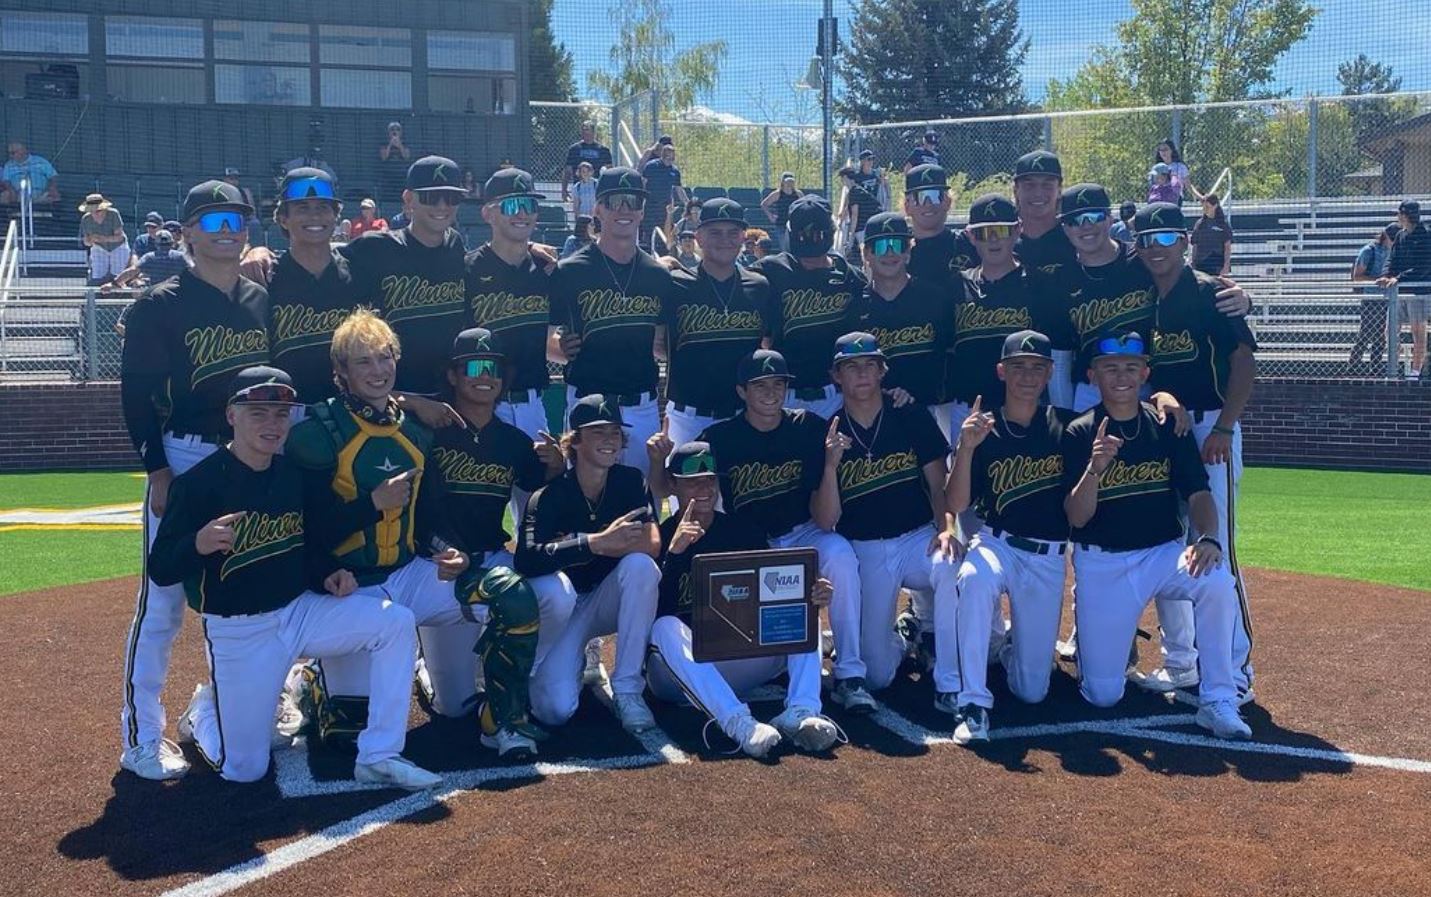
top-left (515, 485), bottom-right (594, 577)
top-left (147, 474), bottom-right (205, 586)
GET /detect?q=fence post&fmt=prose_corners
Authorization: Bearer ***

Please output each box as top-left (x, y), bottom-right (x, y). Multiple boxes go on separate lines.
top-left (1171, 107), bottom-right (1182, 149)
top-left (1385, 284), bottom-right (1402, 378)
top-left (762, 125), bottom-right (771, 191)
top-left (609, 105), bottom-right (620, 166)
top-left (1306, 98), bottom-right (1319, 201)
top-left (1042, 115), bottom-right (1053, 152)
top-left (84, 287), bottom-right (99, 381)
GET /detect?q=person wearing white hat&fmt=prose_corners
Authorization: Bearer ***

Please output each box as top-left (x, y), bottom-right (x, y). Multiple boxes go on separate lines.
top-left (79, 193), bottom-right (131, 285)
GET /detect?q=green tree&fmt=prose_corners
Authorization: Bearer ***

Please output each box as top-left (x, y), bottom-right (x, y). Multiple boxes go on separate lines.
top-left (528, 0), bottom-right (576, 102)
top-left (1336, 54), bottom-right (1410, 145)
top-left (585, 0), bottom-right (727, 112)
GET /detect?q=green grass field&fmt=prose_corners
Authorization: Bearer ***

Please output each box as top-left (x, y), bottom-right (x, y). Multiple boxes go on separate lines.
top-left (2, 467), bottom-right (1429, 596)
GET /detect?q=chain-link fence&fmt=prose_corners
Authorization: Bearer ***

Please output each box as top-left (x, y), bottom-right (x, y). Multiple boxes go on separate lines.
top-left (657, 120), bottom-right (826, 193)
top-left (529, 100), bottom-right (612, 187)
top-left (0, 289), bottom-right (129, 382)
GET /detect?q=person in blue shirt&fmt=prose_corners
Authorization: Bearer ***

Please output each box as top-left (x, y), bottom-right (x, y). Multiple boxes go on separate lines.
top-left (2, 139), bottom-right (59, 204)
top-left (1349, 223), bottom-right (1399, 371)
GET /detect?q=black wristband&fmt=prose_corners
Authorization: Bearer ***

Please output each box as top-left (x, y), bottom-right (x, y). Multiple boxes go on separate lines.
top-left (1211, 424), bottom-right (1235, 436)
top-left (1196, 536), bottom-right (1222, 552)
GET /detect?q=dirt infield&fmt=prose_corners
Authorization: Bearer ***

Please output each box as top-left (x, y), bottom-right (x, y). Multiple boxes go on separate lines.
top-left (3, 567), bottom-right (1429, 897)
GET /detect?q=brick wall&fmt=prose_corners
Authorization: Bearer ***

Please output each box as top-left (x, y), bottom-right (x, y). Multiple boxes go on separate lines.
top-left (2, 378), bottom-right (1429, 474)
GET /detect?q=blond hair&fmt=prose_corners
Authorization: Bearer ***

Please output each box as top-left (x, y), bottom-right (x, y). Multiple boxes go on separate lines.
top-left (330, 307), bottom-right (400, 371)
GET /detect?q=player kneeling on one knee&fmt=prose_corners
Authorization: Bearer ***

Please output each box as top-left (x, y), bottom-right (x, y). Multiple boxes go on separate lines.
top-left (943, 331), bottom-right (1074, 744)
top-left (1062, 333), bottom-right (1251, 740)
top-left (515, 394), bottom-right (662, 735)
top-left (813, 333), bottom-right (961, 708)
top-left (646, 441), bottom-right (841, 758)
top-left (151, 367), bottom-right (439, 790)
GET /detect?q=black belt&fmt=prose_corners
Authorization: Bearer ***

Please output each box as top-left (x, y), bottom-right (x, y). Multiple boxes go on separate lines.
top-left (167, 428), bottom-right (226, 443)
top-left (991, 528), bottom-right (1068, 556)
top-left (792, 386), bottom-right (829, 401)
top-left (671, 401), bottom-right (729, 418)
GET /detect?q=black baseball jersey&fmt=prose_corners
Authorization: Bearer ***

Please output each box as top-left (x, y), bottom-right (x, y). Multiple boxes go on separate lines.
top-left (148, 449), bottom-right (329, 616)
top-left (906, 147), bottom-right (940, 168)
top-left (342, 227), bottom-right (468, 396)
top-left (657, 510), bottom-right (759, 624)
top-left (1061, 404), bottom-right (1210, 551)
top-left (857, 276), bottom-right (953, 406)
top-left (1015, 226), bottom-right (1078, 278)
top-left (852, 170), bottom-right (882, 199)
top-left (845, 184), bottom-right (881, 230)
top-left (565, 140), bottom-right (613, 174)
top-left (909, 228), bottom-right (978, 281)
top-left (753, 253), bottom-right (866, 390)
top-left (1150, 267), bottom-right (1258, 411)
top-left (832, 402), bottom-right (949, 541)
top-left (549, 243), bottom-right (672, 396)
top-left (1063, 248), bottom-right (1157, 386)
top-left (430, 416), bottom-right (551, 554)
top-left (120, 269), bottom-right (269, 471)
top-left (664, 265), bottom-right (771, 415)
top-left (968, 405), bottom-right (1074, 541)
top-left (949, 266), bottom-right (1075, 407)
top-left (698, 409), bottom-right (826, 539)
top-left (515, 465), bottom-right (654, 593)
top-left (266, 249), bottom-right (360, 403)
top-left (465, 243), bottom-right (552, 392)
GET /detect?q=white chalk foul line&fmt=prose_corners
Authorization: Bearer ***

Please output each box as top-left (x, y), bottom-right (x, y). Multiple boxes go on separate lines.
top-left (870, 705), bottom-right (1198, 748)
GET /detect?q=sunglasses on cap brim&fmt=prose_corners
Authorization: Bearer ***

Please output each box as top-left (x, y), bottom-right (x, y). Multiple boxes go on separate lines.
top-left (671, 454), bottom-right (717, 477)
top-left (491, 196), bottom-right (538, 217)
top-left (1094, 334), bottom-right (1147, 358)
top-left (230, 383), bottom-right (299, 405)
top-left (460, 358), bottom-right (502, 378)
top-left (194, 210), bottom-right (246, 234)
top-left (906, 188), bottom-right (947, 206)
top-left (282, 177), bottom-right (336, 202)
top-left (1060, 209), bottom-right (1110, 227)
top-left (600, 193), bottom-right (646, 212)
top-left (969, 224), bottom-right (1017, 242)
top-left (868, 236), bottom-right (908, 256)
top-left (416, 190), bottom-right (463, 206)
top-left (1136, 231), bottom-right (1184, 248)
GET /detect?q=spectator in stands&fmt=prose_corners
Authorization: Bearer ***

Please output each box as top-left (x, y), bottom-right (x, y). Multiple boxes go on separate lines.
top-left (676, 198), bottom-right (702, 234)
top-left (349, 198), bottom-right (388, 238)
top-left (133, 212), bottom-right (164, 258)
top-left (904, 130), bottom-right (940, 173)
top-left (1380, 199), bottom-right (1431, 380)
top-left (562, 120), bottom-right (613, 201)
top-left (106, 230), bottom-right (189, 293)
top-left (637, 134), bottom-right (674, 170)
top-left (1190, 193), bottom-right (1233, 276)
top-left (283, 145), bottom-right (336, 182)
top-left (739, 228), bottom-right (767, 267)
top-left (561, 214), bottom-right (593, 259)
top-left (1147, 164), bottom-right (1180, 204)
top-left (224, 168), bottom-right (264, 248)
top-left (1, 139), bottom-right (58, 205)
top-left (838, 166), bottom-right (880, 261)
top-left (1109, 201), bottom-right (1137, 245)
top-left (854, 150), bottom-right (889, 210)
top-left (79, 193), bottom-right (130, 285)
top-left (571, 161), bottom-right (597, 218)
top-left (1349, 223), bottom-right (1398, 372)
top-left (377, 121), bottom-right (411, 202)
top-left (461, 167), bottom-right (480, 200)
top-left (1152, 138), bottom-right (1198, 202)
top-left (673, 225), bottom-right (699, 268)
top-left (755, 236), bottom-right (776, 259)
top-left (761, 172), bottom-right (804, 250)
top-left (641, 141), bottom-right (686, 249)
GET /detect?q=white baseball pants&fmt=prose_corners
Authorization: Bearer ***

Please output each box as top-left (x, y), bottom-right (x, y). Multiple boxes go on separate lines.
top-left (785, 384), bottom-right (843, 419)
top-left (769, 521), bottom-right (862, 680)
top-left (89, 242), bottom-right (130, 281)
top-left (849, 524), bottom-right (960, 691)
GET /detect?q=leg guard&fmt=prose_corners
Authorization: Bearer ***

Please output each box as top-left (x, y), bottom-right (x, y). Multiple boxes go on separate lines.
top-left (462, 567), bottom-right (541, 735)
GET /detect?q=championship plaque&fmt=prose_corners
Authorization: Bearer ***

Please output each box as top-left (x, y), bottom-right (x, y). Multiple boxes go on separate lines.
top-left (691, 547), bottom-right (819, 662)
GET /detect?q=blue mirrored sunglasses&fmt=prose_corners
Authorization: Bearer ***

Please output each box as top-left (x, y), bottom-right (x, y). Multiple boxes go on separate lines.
top-left (463, 359), bottom-right (501, 378)
top-left (496, 196), bottom-right (538, 217)
top-left (870, 236), bottom-right (908, 256)
top-left (196, 210), bottom-right (245, 234)
top-left (282, 176), bottom-right (336, 202)
top-left (1062, 209), bottom-right (1110, 227)
top-left (1095, 334), bottom-right (1146, 357)
top-left (1137, 231), bottom-right (1183, 247)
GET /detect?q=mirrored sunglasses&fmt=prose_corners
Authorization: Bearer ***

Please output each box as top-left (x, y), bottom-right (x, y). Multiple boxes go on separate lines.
top-left (1095, 334), bottom-right (1147, 357)
top-left (282, 176), bottom-right (336, 202)
top-left (969, 224), bottom-right (1016, 242)
top-left (416, 191), bottom-right (463, 207)
top-left (1136, 231), bottom-right (1183, 248)
top-left (674, 453), bottom-right (717, 477)
top-left (496, 196), bottom-right (538, 217)
top-left (908, 187), bottom-right (947, 206)
top-left (869, 236), bottom-right (908, 256)
top-left (463, 359), bottom-right (501, 379)
top-left (1061, 209), bottom-right (1110, 227)
top-left (232, 383), bottom-right (298, 405)
top-left (601, 193), bottom-right (646, 212)
top-left (196, 210), bottom-right (245, 234)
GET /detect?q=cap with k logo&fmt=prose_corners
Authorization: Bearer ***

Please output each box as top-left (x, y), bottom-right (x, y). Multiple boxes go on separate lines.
top-left (596, 166), bottom-right (648, 199)
top-left (407, 155), bottom-right (466, 192)
top-left (1059, 183), bottom-right (1111, 216)
top-left (832, 331), bottom-right (887, 364)
top-left (698, 197), bottom-right (746, 226)
top-left (737, 349), bottom-right (792, 384)
top-left (1134, 202), bottom-right (1187, 235)
top-left (182, 179), bottom-right (254, 222)
top-left (999, 329), bottom-right (1053, 361)
top-left (569, 393), bottom-right (631, 429)
top-left (450, 327), bottom-right (505, 362)
top-left (903, 163), bottom-right (949, 194)
top-left (1013, 150), bottom-right (1063, 181)
top-left (666, 441), bottom-right (718, 477)
top-left (484, 167), bottom-right (545, 201)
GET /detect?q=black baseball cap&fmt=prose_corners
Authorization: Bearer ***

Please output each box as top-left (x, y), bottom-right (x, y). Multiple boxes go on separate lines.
top-left (657, 134), bottom-right (674, 146)
top-left (1091, 330), bottom-right (1149, 360)
top-left (568, 394), bottom-right (630, 429)
top-left (228, 366), bottom-right (299, 406)
top-left (904, 163), bottom-right (948, 194)
top-left (450, 327), bottom-right (505, 363)
top-left (1013, 150), bottom-right (1062, 181)
top-left (154, 230), bottom-right (174, 247)
top-left (1384, 222), bottom-right (1403, 241)
top-left (698, 197), bottom-right (745, 226)
top-left (1000, 330), bottom-right (1053, 361)
top-left (1118, 201), bottom-right (1138, 220)
top-left (181, 179), bottom-right (253, 222)
top-left (1134, 202), bottom-right (1188, 235)
top-left (833, 331), bottom-right (885, 364)
top-left (737, 349), bottom-right (792, 384)
top-left (968, 194), bottom-right (1018, 226)
top-left (1399, 199), bottom-right (1421, 219)
top-left (858, 149), bottom-right (875, 160)
top-left (163, 219), bottom-right (181, 233)
top-left (923, 129), bottom-right (938, 143)
top-left (786, 196), bottom-right (834, 258)
top-left (596, 166), bottom-right (647, 199)
top-left (666, 441), bottom-right (717, 478)
top-left (1059, 183), bottom-right (1111, 219)
top-left (278, 167), bottom-right (338, 206)
top-left (484, 167), bottom-right (544, 201)
top-left (406, 155), bottom-right (465, 193)
top-left (677, 225), bottom-right (696, 239)
top-left (144, 211), bottom-right (163, 226)
top-left (862, 212), bottom-right (910, 243)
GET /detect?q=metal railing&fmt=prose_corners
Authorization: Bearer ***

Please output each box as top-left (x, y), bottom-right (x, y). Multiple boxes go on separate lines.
top-left (0, 285), bottom-right (130, 381)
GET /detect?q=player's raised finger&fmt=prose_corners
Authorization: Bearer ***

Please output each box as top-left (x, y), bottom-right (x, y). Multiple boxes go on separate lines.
top-left (1096, 417), bottom-right (1109, 439)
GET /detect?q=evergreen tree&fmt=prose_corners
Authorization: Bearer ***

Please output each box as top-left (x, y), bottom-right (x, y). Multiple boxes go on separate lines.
top-left (529, 0), bottom-right (576, 102)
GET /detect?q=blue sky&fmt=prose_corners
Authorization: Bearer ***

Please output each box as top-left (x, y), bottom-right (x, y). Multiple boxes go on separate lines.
top-left (551, 0), bottom-right (1431, 121)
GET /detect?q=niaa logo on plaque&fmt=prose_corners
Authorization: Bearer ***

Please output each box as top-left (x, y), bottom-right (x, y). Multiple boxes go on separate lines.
top-left (759, 565), bottom-right (804, 602)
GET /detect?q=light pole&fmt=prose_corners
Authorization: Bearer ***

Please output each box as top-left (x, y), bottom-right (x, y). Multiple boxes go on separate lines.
top-left (796, 1), bottom-right (837, 197)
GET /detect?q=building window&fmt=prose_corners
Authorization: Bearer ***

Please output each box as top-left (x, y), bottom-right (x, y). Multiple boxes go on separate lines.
top-left (108, 64), bottom-right (205, 104)
top-left (213, 20), bottom-right (311, 64)
top-left (0, 12), bottom-right (88, 56)
top-left (429, 74), bottom-right (516, 115)
top-left (106, 17), bottom-right (204, 59)
top-left (0, 60), bottom-right (86, 100)
top-left (321, 69), bottom-right (411, 109)
top-left (215, 64), bottom-right (311, 106)
top-left (426, 32), bottom-right (515, 72)
top-left (319, 25), bottom-right (410, 68)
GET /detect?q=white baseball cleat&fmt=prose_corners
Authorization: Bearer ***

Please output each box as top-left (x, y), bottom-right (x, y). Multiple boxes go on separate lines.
top-left (120, 738), bottom-right (191, 781)
top-left (770, 706), bottom-right (841, 752)
top-left (725, 712), bottom-right (782, 758)
top-left (612, 693), bottom-right (658, 734)
top-left (828, 677), bottom-right (877, 715)
top-left (1139, 666), bottom-right (1199, 692)
top-left (952, 705), bottom-right (990, 746)
top-left (1195, 700), bottom-right (1252, 740)
top-left (353, 757), bottom-right (443, 791)
top-left (583, 638), bottom-right (607, 687)
top-left (480, 727), bottom-right (538, 760)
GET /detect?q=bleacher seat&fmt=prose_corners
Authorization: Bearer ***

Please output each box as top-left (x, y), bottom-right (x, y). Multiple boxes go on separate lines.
top-left (727, 187), bottom-right (762, 208)
top-left (691, 186), bottom-right (726, 201)
top-left (456, 203), bottom-right (484, 226)
top-left (537, 203), bottom-right (568, 225)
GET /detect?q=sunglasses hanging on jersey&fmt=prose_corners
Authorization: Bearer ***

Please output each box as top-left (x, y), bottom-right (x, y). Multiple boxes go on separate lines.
top-left (969, 224), bottom-right (1016, 242)
top-left (601, 193), bottom-right (646, 212)
top-left (1061, 209), bottom-right (1110, 227)
top-left (195, 210), bottom-right (245, 234)
top-left (869, 236), bottom-right (908, 256)
top-left (462, 359), bottom-right (501, 379)
top-left (282, 177), bottom-right (337, 202)
top-left (907, 188), bottom-right (947, 206)
top-left (1136, 231), bottom-right (1183, 248)
top-left (416, 191), bottom-right (463, 207)
top-left (492, 196), bottom-right (538, 217)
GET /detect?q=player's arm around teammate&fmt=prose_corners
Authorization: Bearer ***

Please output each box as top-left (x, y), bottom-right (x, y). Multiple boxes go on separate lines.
top-left (813, 333), bottom-right (958, 703)
top-left (150, 367), bottom-right (438, 790)
top-left (515, 395), bottom-right (663, 734)
top-left (940, 332), bottom-right (1072, 744)
top-left (645, 442), bottom-right (841, 758)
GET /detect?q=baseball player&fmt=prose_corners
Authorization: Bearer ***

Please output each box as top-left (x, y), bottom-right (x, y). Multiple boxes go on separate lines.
top-left (429, 328), bottom-right (572, 757)
top-left (906, 164), bottom-right (977, 281)
top-left (465, 168), bottom-right (561, 440)
top-left (150, 366), bottom-right (440, 790)
top-left (1061, 332), bottom-right (1251, 740)
top-left (813, 333), bottom-right (960, 701)
top-left (646, 441), bottom-right (841, 757)
top-left (266, 167), bottom-right (360, 403)
top-left (548, 166), bottom-right (674, 477)
top-left (1135, 202), bottom-right (1258, 702)
top-left (660, 198), bottom-right (773, 449)
top-left (944, 332), bottom-right (1073, 743)
top-left (1010, 150), bottom-right (1077, 279)
top-left (904, 130), bottom-right (941, 173)
top-left (688, 350), bottom-right (865, 711)
top-left (838, 165), bottom-right (882, 261)
top-left (118, 178), bottom-right (269, 780)
top-left (752, 197), bottom-right (865, 418)
top-left (285, 309), bottom-right (480, 747)
top-left (514, 394), bottom-right (663, 734)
